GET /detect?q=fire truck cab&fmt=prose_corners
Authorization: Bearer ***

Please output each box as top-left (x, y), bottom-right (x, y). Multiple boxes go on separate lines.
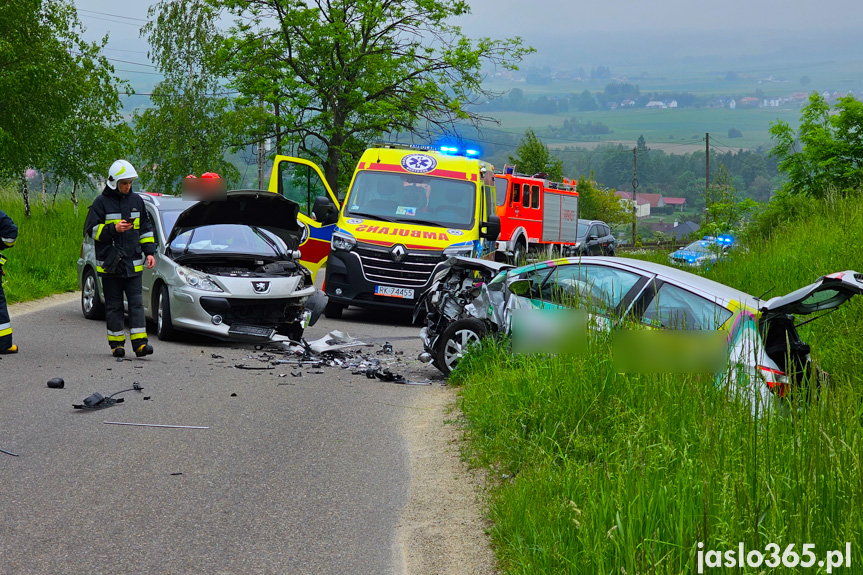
top-left (493, 166), bottom-right (580, 261)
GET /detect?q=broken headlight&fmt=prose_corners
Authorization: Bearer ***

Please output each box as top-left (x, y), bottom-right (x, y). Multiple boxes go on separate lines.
top-left (177, 267), bottom-right (223, 292)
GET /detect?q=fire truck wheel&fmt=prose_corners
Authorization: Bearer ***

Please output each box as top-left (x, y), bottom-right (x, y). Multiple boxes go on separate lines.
top-left (436, 318), bottom-right (487, 376)
top-left (510, 238), bottom-right (527, 265)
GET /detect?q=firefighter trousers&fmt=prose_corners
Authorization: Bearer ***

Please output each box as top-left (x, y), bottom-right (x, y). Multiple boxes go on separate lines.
top-left (103, 275), bottom-right (149, 351)
top-left (0, 274), bottom-right (11, 351)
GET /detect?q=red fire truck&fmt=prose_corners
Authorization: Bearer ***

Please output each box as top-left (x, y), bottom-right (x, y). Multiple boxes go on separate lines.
top-left (493, 166), bottom-right (580, 261)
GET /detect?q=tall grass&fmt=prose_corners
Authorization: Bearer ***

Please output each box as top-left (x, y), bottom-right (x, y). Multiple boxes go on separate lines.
top-left (0, 185), bottom-right (91, 303)
top-left (453, 194), bottom-right (863, 573)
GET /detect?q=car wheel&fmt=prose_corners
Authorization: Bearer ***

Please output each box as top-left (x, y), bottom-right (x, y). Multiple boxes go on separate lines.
top-left (510, 238), bottom-right (527, 265)
top-left (324, 301), bottom-right (345, 319)
top-left (435, 318), bottom-right (487, 376)
top-left (607, 246), bottom-right (616, 256)
top-left (81, 269), bottom-right (106, 320)
top-left (157, 285), bottom-right (177, 341)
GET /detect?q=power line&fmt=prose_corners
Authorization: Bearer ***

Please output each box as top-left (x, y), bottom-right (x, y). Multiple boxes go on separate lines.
top-left (77, 8), bottom-right (147, 22)
top-left (78, 12), bottom-right (144, 27)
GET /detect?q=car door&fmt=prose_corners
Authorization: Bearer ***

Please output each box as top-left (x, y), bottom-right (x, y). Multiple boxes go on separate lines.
top-left (587, 225), bottom-right (603, 255)
top-left (538, 262), bottom-right (644, 318)
top-left (141, 205), bottom-right (161, 316)
top-left (268, 156), bottom-right (342, 282)
top-left (761, 270), bottom-right (863, 315)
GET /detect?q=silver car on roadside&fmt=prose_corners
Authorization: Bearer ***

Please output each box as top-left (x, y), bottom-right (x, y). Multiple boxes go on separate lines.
top-left (77, 190), bottom-right (326, 343)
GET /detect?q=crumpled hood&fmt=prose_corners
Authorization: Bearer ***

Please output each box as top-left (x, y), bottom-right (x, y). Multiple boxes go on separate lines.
top-left (168, 190), bottom-right (302, 250)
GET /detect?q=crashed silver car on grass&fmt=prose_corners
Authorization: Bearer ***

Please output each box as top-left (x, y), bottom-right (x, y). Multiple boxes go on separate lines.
top-left (416, 256), bottom-right (863, 407)
top-left (78, 190), bottom-right (326, 343)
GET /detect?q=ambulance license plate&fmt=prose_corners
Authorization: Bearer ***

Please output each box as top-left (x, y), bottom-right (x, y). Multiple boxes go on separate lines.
top-left (375, 285), bottom-right (414, 299)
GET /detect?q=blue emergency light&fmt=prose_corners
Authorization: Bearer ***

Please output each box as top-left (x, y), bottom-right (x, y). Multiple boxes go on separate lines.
top-left (440, 146), bottom-right (458, 154)
top-left (465, 149), bottom-right (479, 156)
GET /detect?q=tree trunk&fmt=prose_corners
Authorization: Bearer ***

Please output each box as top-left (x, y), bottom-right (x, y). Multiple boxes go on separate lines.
top-left (52, 178), bottom-right (61, 206)
top-left (72, 181), bottom-right (79, 214)
top-left (324, 137), bottom-right (343, 198)
top-left (41, 173), bottom-right (48, 212)
top-left (20, 172), bottom-right (31, 218)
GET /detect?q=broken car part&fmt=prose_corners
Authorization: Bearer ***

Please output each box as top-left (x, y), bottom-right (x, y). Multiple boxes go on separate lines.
top-left (47, 377), bottom-right (65, 389)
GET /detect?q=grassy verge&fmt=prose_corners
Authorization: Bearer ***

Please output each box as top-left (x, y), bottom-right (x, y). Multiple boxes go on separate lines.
top-left (0, 186), bottom-right (90, 303)
top-left (453, 195), bottom-right (863, 573)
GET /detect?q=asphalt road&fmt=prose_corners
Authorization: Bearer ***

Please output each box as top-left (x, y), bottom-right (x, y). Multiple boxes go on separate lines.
top-left (0, 295), bottom-right (443, 575)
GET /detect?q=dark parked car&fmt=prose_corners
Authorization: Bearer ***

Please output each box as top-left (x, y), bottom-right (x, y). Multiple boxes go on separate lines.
top-left (571, 219), bottom-right (615, 256)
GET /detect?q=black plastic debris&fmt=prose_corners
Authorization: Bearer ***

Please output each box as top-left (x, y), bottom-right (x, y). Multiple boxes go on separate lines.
top-left (170, 472), bottom-right (183, 476)
top-left (230, 393), bottom-right (237, 397)
top-left (211, 354), bottom-right (223, 359)
top-left (234, 364), bottom-right (274, 370)
top-left (47, 377), bottom-right (65, 389)
top-left (73, 382), bottom-right (143, 410)
top-left (291, 371), bottom-right (302, 377)
top-left (0, 446), bottom-right (18, 457)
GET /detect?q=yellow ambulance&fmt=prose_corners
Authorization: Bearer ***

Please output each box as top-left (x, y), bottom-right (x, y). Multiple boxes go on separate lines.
top-left (274, 144), bottom-right (500, 317)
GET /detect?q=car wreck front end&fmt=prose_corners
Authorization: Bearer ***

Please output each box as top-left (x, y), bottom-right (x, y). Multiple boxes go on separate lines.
top-left (159, 190), bottom-right (327, 343)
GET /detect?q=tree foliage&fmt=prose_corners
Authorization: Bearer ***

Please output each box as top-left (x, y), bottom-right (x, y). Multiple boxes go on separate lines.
top-left (211, 0), bottom-right (531, 193)
top-left (575, 175), bottom-right (631, 227)
top-left (507, 129), bottom-right (563, 181)
top-left (0, 0), bottom-right (125, 200)
top-left (134, 0), bottom-right (240, 193)
top-left (769, 93), bottom-right (863, 198)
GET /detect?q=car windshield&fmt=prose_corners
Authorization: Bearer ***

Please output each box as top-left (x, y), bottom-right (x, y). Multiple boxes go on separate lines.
top-left (169, 224), bottom-right (287, 256)
top-left (576, 222), bottom-right (590, 239)
top-left (682, 240), bottom-right (715, 254)
top-left (344, 171), bottom-right (476, 230)
top-left (160, 210), bottom-right (184, 237)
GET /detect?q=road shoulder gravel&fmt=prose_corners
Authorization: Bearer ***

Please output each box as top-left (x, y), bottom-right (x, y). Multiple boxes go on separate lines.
top-left (398, 386), bottom-right (498, 575)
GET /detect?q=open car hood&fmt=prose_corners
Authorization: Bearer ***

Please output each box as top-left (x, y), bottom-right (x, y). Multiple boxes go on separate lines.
top-left (167, 190), bottom-right (302, 250)
top-left (762, 270), bottom-right (863, 315)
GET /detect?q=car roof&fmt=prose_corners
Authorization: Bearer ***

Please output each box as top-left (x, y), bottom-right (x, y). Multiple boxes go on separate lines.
top-left (551, 256), bottom-right (762, 309)
top-left (577, 218), bottom-right (606, 225)
top-left (139, 193), bottom-right (194, 212)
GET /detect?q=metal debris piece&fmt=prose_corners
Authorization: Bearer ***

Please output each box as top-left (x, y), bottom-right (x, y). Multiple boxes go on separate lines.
top-left (0, 446), bottom-right (18, 457)
top-left (307, 330), bottom-right (367, 354)
top-left (234, 364), bottom-right (275, 370)
top-left (291, 371), bottom-right (302, 377)
top-left (377, 342), bottom-right (394, 355)
top-left (103, 421), bottom-right (209, 429)
top-left (211, 353), bottom-right (223, 359)
top-left (170, 472), bottom-right (183, 476)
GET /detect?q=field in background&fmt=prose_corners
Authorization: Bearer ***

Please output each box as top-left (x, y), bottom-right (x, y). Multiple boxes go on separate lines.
top-left (452, 194), bottom-right (863, 573)
top-left (0, 186), bottom-right (88, 304)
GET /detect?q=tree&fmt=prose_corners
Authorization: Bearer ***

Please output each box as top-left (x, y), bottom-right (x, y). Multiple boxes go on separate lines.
top-left (48, 36), bottom-right (130, 212)
top-left (211, 0), bottom-right (532, 194)
top-left (134, 0), bottom-right (240, 193)
top-left (769, 93), bottom-right (863, 197)
top-left (0, 0), bottom-right (125, 215)
top-left (727, 128), bottom-right (743, 139)
top-left (507, 129), bottom-right (563, 181)
top-left (575, 176), bottom-right (631, 227)
top-left (576, 89), bottom-right (598, 111)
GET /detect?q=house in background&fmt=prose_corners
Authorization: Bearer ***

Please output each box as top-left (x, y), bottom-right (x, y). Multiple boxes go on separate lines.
top-left (663, 197), bottom-right (688, 211)
top-left (615, 191), bottom-right (651, 218)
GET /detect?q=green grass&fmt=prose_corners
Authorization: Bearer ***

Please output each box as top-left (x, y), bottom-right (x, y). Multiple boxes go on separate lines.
top-left (0, 186), bottom-right (90, 303)
top-left (452, 194), bottom-right (863, 573)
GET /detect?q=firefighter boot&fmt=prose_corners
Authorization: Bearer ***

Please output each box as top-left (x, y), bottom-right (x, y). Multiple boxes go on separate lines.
top-left (0, 344), bottom-right (17, 354)
top-left (112, 347), bottom-right (125, 358)
top-left (135, 343), bottom-right (154, 358)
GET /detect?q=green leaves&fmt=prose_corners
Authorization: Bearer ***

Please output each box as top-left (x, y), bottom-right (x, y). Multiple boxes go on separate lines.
top-left (210, 0), bottom-right (531, 193)
top-left (508, 129), bottom-right (564, 182)
top-left (769, 92), bottom-right (863, 198)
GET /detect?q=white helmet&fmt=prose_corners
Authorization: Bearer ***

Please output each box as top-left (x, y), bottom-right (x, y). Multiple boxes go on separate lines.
top-left (106, 159), bottom-right (139, 189)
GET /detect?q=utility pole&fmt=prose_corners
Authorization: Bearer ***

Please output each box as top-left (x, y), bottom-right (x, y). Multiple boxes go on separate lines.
top-left (705, 132), bottom-right (710, 226)
top-left (257, 96), bottom-right (265, 190)
top-left (631, 147), bottom-right (638, 248)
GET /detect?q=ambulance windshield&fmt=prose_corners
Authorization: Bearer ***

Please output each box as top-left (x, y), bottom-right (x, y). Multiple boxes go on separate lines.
top-left (345, 171), bottom-right (476, 230)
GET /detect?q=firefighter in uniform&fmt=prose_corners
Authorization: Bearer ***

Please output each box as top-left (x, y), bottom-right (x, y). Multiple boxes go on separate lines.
top-left (84, 160), bottom-right (157, 357)
top-left (0, 208), bottom-right (19, 354)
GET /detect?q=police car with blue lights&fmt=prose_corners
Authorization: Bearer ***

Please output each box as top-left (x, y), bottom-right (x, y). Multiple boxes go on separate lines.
top-left (668, 235), bottom-right (734, 268)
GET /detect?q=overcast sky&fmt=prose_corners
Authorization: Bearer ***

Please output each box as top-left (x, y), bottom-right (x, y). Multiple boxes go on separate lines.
top-left (72, 0), bottom-right (863, 77)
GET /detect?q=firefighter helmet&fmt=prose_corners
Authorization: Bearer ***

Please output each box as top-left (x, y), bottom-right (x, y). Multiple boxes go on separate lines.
top-left (107, 160), bottom-right (139, 190)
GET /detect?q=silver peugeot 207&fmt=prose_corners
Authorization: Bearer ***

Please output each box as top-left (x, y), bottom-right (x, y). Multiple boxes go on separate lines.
top-left (78, 190), bottom-right (326, 343)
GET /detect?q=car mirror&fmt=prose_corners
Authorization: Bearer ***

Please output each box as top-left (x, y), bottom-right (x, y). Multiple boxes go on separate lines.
top-left (312, 196), bottom-right (339, 225)
top-left (508, 279), bottom-right (532, 297)
top-left (480, 215), bottom-right (501, 241)
top-left (589, 234), bottom-right (598, 241)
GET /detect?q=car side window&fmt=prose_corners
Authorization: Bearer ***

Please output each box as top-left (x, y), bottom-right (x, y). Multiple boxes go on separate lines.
top-left (541, 264), bottom-right (641, 311)
top-left (601, 225), bottom-right (611, 237)
top-left (522, 184), bottom-right (531, 208)
top-left (511, 183), bottom-right (521, 205)
top-left (589, 225), bottom-right (599, 239)
top-left (513, 267), bottom-right (554, 299)
top-left (531, 185), bottom-right (540, 209)
top-left (642, 283), bottom-right (732, 330)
